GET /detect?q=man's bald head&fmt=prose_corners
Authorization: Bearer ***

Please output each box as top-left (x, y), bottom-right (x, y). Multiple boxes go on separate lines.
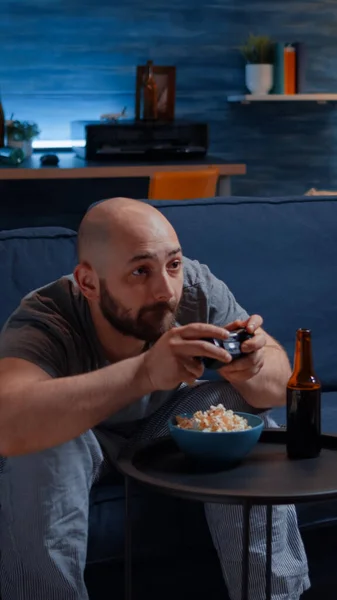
top-left (75, 197), bottom-right (183, 343)
top-left (77, 197), bottom-right (178, 273)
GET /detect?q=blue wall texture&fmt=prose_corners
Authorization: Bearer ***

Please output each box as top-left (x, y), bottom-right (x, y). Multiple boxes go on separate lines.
top-left (1, 0), bottom-right (337, 195)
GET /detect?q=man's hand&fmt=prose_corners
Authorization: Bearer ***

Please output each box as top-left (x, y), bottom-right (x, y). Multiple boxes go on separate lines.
top-left (142, 323), bottom-right (232, 390)
top-left (219, 315), bottom-right (267, 384)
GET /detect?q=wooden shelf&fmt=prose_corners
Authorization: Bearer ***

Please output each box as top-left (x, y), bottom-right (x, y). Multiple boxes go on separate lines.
top-left (227, 94), bottom-right (337, 104)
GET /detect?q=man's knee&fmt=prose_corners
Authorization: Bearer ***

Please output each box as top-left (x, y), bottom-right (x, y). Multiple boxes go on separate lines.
top-left (0, 430), bottom-right (104, 550)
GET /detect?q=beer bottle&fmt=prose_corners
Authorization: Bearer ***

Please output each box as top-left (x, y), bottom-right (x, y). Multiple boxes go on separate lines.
top-left (286, 329), bottom-right (321, 459)
top-left (142, 60), bottom-right (158, 120)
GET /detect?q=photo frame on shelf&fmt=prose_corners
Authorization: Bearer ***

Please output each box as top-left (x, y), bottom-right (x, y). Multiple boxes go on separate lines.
top-left (135, 64), bottom-right (176, 121)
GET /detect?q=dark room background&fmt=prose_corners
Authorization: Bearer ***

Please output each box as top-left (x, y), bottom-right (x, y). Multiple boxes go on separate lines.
top-left (1, 0), bottom-right (337, 195)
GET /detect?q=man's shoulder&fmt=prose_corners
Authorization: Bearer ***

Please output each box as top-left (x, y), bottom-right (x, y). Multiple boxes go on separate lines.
top-left (182, 256), bottom-right (212, 290)
top-left (6, 275), bottom-right (80, 328)
top-left (179, 257), bottom-right (217, 324)
top-left (22, 275), bottom-right (79, 310)
top-left (180, 257), bottom-right (248, 326)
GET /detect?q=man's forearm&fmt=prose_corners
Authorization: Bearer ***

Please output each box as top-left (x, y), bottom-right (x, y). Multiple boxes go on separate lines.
top-left (1, 354), bottom-right (152, 456)
top-left (222, 345), bottom-right (291, 409)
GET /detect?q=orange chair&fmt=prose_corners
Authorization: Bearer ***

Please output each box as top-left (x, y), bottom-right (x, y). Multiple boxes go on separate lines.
top-left (148, 168), bottom-right (219, 201)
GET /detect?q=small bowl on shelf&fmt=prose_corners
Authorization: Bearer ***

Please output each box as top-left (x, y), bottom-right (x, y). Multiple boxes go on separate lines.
top-left (168, 411), bottom-right (264, 468)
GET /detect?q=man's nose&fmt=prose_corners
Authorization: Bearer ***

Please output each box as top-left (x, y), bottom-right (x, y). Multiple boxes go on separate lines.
top-left (151, 273), bottom-right (175, 301)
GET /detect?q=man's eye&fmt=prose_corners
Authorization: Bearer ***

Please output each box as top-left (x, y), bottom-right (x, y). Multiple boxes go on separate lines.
top-left (170, 260), bottom-right (181, 269)
top-left (132, 267), bottom-right (148, 276)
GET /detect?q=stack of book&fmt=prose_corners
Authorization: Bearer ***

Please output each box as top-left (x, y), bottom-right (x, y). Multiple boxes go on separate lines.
top-left (273, 42), bottom-right (306, 94)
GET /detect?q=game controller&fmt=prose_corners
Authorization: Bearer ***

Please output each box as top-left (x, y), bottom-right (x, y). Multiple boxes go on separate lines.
top-left (201, 328), bottom-right (254, 370)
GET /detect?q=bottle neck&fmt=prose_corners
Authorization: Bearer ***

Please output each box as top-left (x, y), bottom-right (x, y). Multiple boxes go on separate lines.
top-left (293, 330), bottom-right (314, 374)
top-left (289, 328), bottom-right (320, 388)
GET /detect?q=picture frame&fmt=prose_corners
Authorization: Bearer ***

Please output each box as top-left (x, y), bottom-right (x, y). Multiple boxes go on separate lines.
top-left (135, 64), bottom-right (176, 121)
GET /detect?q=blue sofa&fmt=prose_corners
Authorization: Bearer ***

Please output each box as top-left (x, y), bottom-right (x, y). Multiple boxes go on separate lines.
top-left (1, 195), bottom-right (337, 599)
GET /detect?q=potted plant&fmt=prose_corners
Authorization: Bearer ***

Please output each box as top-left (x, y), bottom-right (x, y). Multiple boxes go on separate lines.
top-left (240, 34), bottom-right (275, 95)
top-left (5, 117), bottom-right (40, 157)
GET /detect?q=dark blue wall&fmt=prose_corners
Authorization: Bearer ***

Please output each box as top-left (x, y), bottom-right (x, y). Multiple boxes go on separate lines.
top-left (1, 0), bottom-right (337, 196)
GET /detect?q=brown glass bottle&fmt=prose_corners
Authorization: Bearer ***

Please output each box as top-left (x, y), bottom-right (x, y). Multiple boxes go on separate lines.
top-left (0, 95), bottom-right (5, 147)
top-left (142, 60), bottom-right (158, 120)
top-left (286, 329), bottom-right (321, 459)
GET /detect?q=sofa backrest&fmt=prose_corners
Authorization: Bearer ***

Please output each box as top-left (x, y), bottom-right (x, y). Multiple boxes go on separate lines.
top-left (149, 197), bottom-right (337, 391)
top-left (1, 227), bottom-right (77, 326)
top-left (1, 196), bottom-right (336, 390)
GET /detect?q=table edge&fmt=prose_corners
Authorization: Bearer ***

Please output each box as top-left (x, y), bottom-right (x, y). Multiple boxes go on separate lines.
top-left (0, 163), bottom-right (247, 180)
top-left (117, 430), bottom-right (337, 506)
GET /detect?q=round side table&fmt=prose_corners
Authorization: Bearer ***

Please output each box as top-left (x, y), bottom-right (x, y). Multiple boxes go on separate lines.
top-left (117, 428), bottom-right (337, 600)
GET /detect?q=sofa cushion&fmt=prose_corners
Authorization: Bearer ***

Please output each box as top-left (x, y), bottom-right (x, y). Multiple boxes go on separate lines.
top-left (0, 227), bottom-right (77, 327)
top-left (148, 197), bottom-right (337, 391)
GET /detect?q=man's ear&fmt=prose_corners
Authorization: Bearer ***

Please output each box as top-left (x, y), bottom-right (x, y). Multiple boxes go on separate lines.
top-left (73, 262), bottom-right (100, 300)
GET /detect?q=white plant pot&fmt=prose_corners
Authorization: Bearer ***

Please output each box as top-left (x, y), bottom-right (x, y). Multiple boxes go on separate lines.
top-left (245, 64), bottom-right (273, 95)
top-left (7, 139), bottom-right (33, 158)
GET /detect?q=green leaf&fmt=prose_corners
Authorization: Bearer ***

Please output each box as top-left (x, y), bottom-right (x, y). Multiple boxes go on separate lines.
top-left (6, 118), bottom-right (40, 141)
top-left (240, 34), bottom-right (275, 64)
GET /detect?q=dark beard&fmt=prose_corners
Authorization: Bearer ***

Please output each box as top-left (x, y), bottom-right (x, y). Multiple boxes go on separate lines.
top-left (99, 279), bottom-right (178, 343)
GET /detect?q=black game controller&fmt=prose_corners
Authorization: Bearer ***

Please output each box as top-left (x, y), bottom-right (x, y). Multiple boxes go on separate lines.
top-left (202, 328), bottom-right (254, 370)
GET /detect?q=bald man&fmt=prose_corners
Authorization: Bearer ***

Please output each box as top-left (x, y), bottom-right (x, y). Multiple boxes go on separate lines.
top-left (0, 198), bottom-right (309, 600)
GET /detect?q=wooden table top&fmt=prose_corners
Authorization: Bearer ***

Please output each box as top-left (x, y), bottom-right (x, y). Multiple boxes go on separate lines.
top-left (0, 152), bottom-right (246, 180)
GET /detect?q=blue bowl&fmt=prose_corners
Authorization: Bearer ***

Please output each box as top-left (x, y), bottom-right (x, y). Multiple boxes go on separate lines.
top-left (168, 412), bottom-right (264, 467)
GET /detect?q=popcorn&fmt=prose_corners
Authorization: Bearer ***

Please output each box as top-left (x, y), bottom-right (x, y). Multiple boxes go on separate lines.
top-left (176, 404), bottom-right (251, 433)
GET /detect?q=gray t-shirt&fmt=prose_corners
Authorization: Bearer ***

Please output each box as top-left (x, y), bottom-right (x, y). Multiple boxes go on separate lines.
top-left (0, 257), bottom-right (248, 428)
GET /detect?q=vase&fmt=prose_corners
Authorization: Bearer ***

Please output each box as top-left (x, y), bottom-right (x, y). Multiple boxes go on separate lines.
top-left (7, 139), bottom-right (33, 158)
top-left (245, 64), bottom-right (273, 95)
